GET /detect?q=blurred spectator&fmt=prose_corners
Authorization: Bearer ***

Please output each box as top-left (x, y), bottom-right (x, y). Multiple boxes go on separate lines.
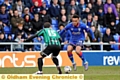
top-left (64, 0), bottom-right (70, 6)
top-left (24, 33), bottom-right (33, 51)
top-left (96, 8), bottom-right (104, 26)
top-left (3, 0), bottom-right (12, 12)
top-left (104, 7), bottom-right (116, 27)
top-left (59, 15), bottom-right (68, 26)
top-left (9, 0), bottom-right (13, 5)
top-left (40, 1), bottom-right (49, 13)
top-left (43, 0), bottom-right (51, 8)
top-left (116, 3), bottom-right (120, 18)
top-left (104, 0), bottom-right (119, 19)
top-left (12, 0), bottom-right (25, 17)
top-left (11, 10), bottom-right (24, 33)
top-left (49, 0), bottom-right (60, 20)
top-left (94, 0), bottom-right (104, 14)
top-left (78, 0), bottom-right (86, 18)
top-left (0, 20), bottom-right (5, 33)
top-left (31, 13), bottom-right (43, 33)
top-left (24, 0), bottom-right (33, 8)
top-left (109, 21), bottom-right (117, 35)
top-left (82, 7), bottom-right (91, 19)
top-left (89, 0), bottom-right (95, 4)
top-left (91, 15), bottom-right (99, 28)
top-left (102, 28), bottom-right (116, 51)
top-left (113, 0), bottom-right (120, 5)
top-left (84, 32), bottom-right (91, 50)
top-left (87, 3), bottom-right (94, 14)
top-left (0, 5), bottom-right (9, 26)
top-left (8, 9), bottom-right (14, 20)
top-left (83, 13), bottom-right (93, 27)
top-left (67, 0), bottom-right (81, 17)
top-left (88, 25), bottom-right (102, 50)
top-left (59, 8), bottom-right (67, 21)
top-left (39, 9), bottom-right (51, 25)
top-left (6, 34), bottom-right (14, 51)
top-left (59, 0), bottom-right (67, 10)
top-left (116, 22), bottom-right (120, 35)
top-left (23, 14), bottom-right (33, 34)
top-left (22, 7), bottom-right (34, 20)
top-left (0, 33), bottom-right (6, 51)
top-left (68, 8), bottom-right (76, 22)
top-left (14, 22), bottom-right (26, 39)
top-left (31, 1), bottom-right (41, 14)
top-left (0, 0), bottom-right (120, 51)
top-left (13, 33), bottom-right (24, 51)
top-left (32, 0), bottom-right (42, 7)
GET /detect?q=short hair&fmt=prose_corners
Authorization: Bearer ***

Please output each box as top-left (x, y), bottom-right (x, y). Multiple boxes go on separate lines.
top-left (72, 14), bottom-right (79, 19)
top-left (91, 25), bottom-right (95, 27)
top-left (0, 4), bottom-right (6, 8)
top-left (17, 0), bottom-right (22, 2)
top-left (44, 22), bottom-right (51, 28)
top-left (59, 24), bottom-right (65, 28)
top-left (17, 33), bottom-right (22, 36)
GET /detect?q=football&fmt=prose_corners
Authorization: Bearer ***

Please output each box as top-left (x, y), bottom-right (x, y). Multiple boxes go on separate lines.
top-left (64, 66), bottom-right (72, 74)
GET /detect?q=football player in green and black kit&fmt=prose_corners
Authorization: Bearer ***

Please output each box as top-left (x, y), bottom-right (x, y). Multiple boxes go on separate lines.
top-left (24, 22), bottom-right (62, 74)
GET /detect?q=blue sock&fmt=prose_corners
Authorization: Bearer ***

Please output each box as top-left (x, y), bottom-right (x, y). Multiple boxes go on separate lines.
top-left (68, 52), bottom-right (75, 64)
top-left (79, 52), bottom-right (87, 63)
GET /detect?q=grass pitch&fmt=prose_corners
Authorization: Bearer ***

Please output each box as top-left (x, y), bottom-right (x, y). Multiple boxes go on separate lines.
top-left (0, 66), bottom-right (120, 80)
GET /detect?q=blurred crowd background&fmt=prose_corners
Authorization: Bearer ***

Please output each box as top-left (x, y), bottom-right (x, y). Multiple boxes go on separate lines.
top-left (0, 0), bottom-right (120, 51)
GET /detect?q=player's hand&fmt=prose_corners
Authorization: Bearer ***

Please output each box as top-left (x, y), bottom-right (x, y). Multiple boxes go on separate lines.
top-left (92, 38), bottom-right (96, 42)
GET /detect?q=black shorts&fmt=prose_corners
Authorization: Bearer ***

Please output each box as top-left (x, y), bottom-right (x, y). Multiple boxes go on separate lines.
top-left (41, 45), bottom-right (61, 57)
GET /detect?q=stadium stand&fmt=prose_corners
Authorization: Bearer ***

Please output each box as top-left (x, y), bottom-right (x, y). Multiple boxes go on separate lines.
top-left (0, 0), bottom-right (120, 51)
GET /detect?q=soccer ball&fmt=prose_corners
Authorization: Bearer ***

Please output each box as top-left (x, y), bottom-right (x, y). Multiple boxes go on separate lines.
top-left (64, 66), bottom-right (72, 74)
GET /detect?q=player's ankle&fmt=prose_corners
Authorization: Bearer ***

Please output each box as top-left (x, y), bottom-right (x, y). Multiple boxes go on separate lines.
top-left (57, 66), bottom-right (62, 74)
top-left (72, 62), bottom-right (76, 65)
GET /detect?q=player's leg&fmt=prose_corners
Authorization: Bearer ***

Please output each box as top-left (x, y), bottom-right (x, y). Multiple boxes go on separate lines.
top-left (75, 46), bottom-right (88, 71)
top-left (67, 45), bottom-right (75, 63)
top-left (35, 46), bottom-right (51, 74)
top-left (67, 45), bottom-right (76, 70)
top-left (52, 45), bottom-right (62, 74)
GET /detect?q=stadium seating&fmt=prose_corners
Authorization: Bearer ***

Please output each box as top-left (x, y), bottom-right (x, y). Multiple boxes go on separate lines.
top-left (4, 26), bottom-right (11, 34)
top-left (52, 19), bottom-right (58, 30)
top-left (113, 34), bottom-right (119, 50)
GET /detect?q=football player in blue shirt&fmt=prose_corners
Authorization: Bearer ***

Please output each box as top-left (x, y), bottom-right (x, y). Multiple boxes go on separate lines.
top-left (60, 14), bottom-right (96, 71)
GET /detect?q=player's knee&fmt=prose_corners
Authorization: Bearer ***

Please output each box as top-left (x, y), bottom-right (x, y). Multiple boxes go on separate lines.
top-left (40, 52), bottom-right (47, 58)
top-left (52, 56), bottom-right (57, 59)
top-left (67, 46), bottom-right (73, 52)
top-left (75, 46), bottom-right (81, 54)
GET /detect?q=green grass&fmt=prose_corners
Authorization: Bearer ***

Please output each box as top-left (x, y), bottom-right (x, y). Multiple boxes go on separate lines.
top-left (0, 66), bottom-right (120, 80)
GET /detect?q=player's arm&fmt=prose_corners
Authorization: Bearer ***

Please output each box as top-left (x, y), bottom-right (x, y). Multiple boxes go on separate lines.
top-left (59, 23), bottom-right (71, 35)
top-left (84, 25), bottom-right (96, 41)
top-left (24, 30), bottom-right (43, 42)
top-left (64, 30), bottom-right (71, 43)
top-left (24, 34), bottom-right (37, 42)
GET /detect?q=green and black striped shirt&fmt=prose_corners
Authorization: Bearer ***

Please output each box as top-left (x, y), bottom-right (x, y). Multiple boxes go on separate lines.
top-left (36, 28), bottom-right (61, 46)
